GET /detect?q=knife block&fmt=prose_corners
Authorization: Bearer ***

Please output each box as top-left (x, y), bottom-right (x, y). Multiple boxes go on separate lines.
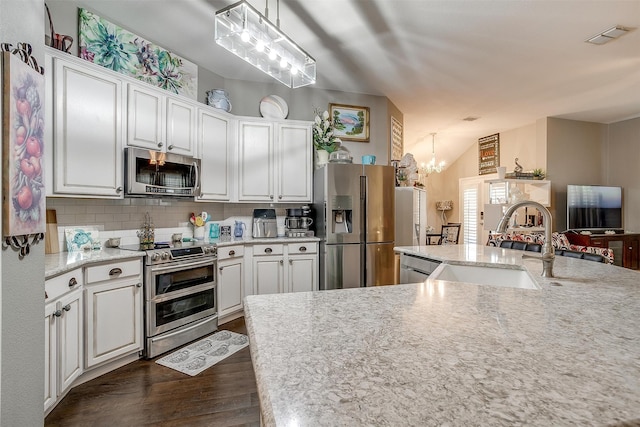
top-left (45, 209), bottom-right (60, 254)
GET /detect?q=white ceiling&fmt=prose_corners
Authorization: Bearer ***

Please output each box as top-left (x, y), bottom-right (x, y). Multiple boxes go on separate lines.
top-left (55, 0), bottom-right (640, 167)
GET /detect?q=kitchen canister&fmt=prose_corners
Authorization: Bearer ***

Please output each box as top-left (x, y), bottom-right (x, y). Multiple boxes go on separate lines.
top-left (206, 89), bottom-right (232, 112)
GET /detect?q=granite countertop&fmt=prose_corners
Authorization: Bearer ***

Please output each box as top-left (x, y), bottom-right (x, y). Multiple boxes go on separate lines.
top-left (45, 248), bottom-right (146, 279)
top-left (244, 244), bottom-right (640, 426)
top-left (45, 236), bottom-right (320, 279)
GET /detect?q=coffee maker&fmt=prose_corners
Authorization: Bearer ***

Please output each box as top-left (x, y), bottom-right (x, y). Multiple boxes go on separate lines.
top-left (284, 206), bottom-right (314, 237)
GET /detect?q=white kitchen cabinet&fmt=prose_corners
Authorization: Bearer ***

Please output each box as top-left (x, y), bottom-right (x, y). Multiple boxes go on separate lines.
top-left (237, 119), bottom-right (312, 202)
top-left (197, 108), bottom-right (235, 201)
top-left (48, 50), bottom-right (124, 197)
top-left (286, 242), bottom-right (318, 293)
top-left (45, 268), bottom-right (83, 413)
top-left (44, 301), bottom-right (57, 412)
top-left (84, 259), bottom-right (143, 368)
top-left (217, 245), bottom-right (245, 319)
top-left (238, 120), bottom-right (274, 201)
top-left (252, 244), bottom-right (285, 295)
top-left (250, 242), bottom-right (318, 295)
top-left (276, 122), bottom-right (313, 202)
top-left (126, 83), bottom-right (196, 156)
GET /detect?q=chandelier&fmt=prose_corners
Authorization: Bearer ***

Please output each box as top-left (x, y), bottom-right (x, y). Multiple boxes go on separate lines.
top-left (214, 0), bottom-right (317, 88)
top-left (421, 133), bottom-right (445, 175)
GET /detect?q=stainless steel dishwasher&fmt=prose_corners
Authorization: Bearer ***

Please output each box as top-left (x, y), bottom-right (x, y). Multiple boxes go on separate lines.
top-left (399, 254), bottom-right (442, 283)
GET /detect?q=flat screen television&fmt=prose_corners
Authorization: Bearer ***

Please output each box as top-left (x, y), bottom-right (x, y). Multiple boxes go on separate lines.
top-left (567, 185), bottom-right (623, 230)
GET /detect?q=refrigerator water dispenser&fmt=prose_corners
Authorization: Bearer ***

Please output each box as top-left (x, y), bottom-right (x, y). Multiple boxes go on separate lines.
top-left (332, 209), bottom-right (352, 233)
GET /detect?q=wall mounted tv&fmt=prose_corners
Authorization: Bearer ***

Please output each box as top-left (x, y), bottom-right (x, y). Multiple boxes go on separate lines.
top-left (567, 185), bottom-right (623, 230)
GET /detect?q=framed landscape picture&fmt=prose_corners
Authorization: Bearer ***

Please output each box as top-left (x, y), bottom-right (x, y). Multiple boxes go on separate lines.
top-left (329, 103), bottom-right (370, 142)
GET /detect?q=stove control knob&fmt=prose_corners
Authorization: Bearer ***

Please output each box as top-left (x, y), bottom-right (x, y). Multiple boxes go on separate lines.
top-left (161, 251), bottom-right (170, 260)
top-left (151, 253), bottom-right (160, 262)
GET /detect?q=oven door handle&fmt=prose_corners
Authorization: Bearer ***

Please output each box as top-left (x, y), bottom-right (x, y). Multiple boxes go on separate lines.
top-left (150, 258), bottom-right (215, 274)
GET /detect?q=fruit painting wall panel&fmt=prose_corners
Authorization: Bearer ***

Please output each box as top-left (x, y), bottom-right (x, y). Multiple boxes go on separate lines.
top-left (78, 8), bottom-right (197, 99)
top-left (2, 52), bottom-right (46, 236)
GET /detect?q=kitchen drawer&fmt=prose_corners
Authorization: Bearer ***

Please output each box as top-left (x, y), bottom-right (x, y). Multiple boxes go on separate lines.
top-left (253, 244), bottom-right (284, 256)
top-left (287, 242), bottom-right (317, 255)
top-left (85, 259), bottom-right (142, 284)
top-left (217, 245), bottom-right (245, 260)
top-left (45, 268), bottom-right (83, 302)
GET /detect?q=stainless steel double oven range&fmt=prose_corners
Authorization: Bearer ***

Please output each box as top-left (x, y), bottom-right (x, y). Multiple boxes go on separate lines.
top-left (120, 241), bottom-right (218, 358)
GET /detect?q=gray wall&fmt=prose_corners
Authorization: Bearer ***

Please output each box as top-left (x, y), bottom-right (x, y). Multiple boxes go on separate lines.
top-left (606, 117), bottom-right (640, 231)
top-left (546, 118), bottom-right (606, 231)
top-left (1, 1), bottom-right (46, 425)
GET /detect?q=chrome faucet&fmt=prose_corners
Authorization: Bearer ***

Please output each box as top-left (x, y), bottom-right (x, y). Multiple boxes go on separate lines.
top-left (496, 200), bottom-right (555, 277)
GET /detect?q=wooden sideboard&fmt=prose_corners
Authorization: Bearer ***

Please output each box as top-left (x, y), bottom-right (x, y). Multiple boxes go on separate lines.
top-left (564, 232), bottom-right (640, 270)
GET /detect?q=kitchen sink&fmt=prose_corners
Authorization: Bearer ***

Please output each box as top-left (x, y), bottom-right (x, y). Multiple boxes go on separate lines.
top-left (429, 263), bottom-right (540, 290)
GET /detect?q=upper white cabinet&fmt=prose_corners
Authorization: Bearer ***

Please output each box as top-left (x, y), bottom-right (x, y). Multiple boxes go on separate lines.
top-left (276, 122), bottom-right (313, 202)
top-left (237, 119), bottom-right (312, 202)
top-left (197, 108), bottom-right (235, 201)
top-left (48, 51), bottom-right (124, 197)
top-left (126, 83), bottom-right (196, 156)
top-left (238, 120), bottom-right (274, 201)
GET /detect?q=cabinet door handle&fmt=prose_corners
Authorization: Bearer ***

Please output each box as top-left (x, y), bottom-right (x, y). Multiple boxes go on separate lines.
top-left (299, 246), bottom-right (307, 252)
top-left (265, 248), bottom-right (272, 254)
top-left (136, 282), bottom-right (142, 288)
top-left (54, 310), bottom-right (62, 318)
top-left (116, 186), bottom-right (123, 193)
top-left (280, 259), bottom-right (283, 265)
top-left (270, 195), bottom-right (274, 200)
top-left (278, 195), bottom-right (282, 200)
top-left (168, 144), bottom-right (174, 150)
top-left (289, 259), bottom-right (293, 265)
top-left (229, 250), bottom-right (235, 256)
top-left (68, 277), bottom-right (77, 287)
top-left (629, 247), bottom-right (633, 250)
top-left (62, 304), bottom-right (71, 312)
top-left (219, 266), bottom-right (223, 272)
top-left (157, 142), bottom-right (164, 148)
top-left (109, 268), bottom-right (123, 276)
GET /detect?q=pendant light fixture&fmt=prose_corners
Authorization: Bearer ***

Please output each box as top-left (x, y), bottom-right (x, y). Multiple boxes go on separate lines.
top-left (215, 0), bottom-right (316, 88)
top-left (421, 133), bottom-right (445, 175)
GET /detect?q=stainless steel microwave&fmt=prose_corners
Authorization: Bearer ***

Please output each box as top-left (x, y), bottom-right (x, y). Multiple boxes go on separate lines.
top-left (125, 147), bottom-right (200, 197)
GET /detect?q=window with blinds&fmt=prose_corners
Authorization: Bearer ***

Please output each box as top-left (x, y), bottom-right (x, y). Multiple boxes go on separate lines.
top-left (463, 187), bottom-right (478, 244)
top-left (489, 181), bottom-right (508, 204)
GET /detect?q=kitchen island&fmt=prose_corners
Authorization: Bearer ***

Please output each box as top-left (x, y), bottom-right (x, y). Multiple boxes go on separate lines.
top-left (244, 244), bottom-right (640, 426)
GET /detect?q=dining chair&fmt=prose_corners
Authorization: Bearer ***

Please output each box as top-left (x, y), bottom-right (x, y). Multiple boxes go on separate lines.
top-left (438, 223), bottom-right (461, 245)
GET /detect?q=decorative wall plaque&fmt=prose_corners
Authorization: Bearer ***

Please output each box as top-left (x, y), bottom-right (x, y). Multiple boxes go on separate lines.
top-left (478, 133), bottom-right (500, 175)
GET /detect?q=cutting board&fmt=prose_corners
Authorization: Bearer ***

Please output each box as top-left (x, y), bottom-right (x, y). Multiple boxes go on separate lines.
top-left (45, 209), bottom-right (59, 254)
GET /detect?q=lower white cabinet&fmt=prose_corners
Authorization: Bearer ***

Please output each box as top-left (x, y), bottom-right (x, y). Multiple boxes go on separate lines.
top-left (252, 244), bottom-right (285, 295)
top-left (84, 259), bottom-right (143, 368)
top-left (251, 242), bottom-right (318, 296)
top-left (45, 270), bottom-right (84, 413)
top-left (287, 242), bottom-right (318, 293)
top-left (217, 245), bottom-right (245, 318)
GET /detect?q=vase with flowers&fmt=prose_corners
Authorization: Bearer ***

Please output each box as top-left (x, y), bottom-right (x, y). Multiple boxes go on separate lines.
top-left (313, 108), bottom-right (341, 166)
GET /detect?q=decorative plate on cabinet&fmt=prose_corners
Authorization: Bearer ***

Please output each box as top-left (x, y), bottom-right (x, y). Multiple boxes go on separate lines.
top-left (259, 95), bottom-right (289, 119)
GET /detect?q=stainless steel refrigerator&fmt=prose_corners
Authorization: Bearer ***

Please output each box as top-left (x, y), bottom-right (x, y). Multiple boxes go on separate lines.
top-left (313, 163), bottom-right (396, 290)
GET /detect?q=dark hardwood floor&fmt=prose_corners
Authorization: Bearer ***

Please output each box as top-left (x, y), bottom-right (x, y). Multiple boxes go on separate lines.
top-left (45, 317), bottom-right (260, 426)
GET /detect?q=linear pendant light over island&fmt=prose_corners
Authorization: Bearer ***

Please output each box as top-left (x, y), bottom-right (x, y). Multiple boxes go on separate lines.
top-left (214, 0), bottom-right (317, 88)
